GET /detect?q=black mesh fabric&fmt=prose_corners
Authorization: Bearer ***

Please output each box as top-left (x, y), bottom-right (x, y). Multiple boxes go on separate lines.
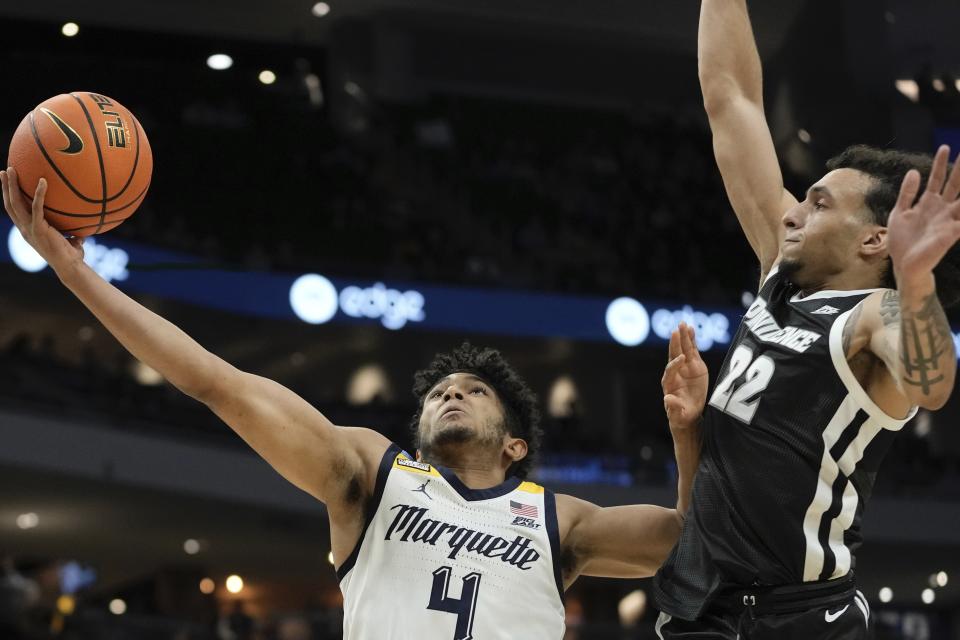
top-left (653, 270), bottom-right (902, 620)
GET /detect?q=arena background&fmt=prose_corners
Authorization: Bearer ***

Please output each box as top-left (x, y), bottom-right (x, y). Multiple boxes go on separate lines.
top-left (1, 0), bottom-right (959, 638)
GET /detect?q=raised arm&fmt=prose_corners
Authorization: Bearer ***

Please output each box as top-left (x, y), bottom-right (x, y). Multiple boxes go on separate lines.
top-left (700, 0), bottom-right (798, 276)
top-left (0, 169), bottom-right (390, 521)
top-left (844, 147), bottom-right (960, 411)
top-left (558, 324), bottom-right (706, 584)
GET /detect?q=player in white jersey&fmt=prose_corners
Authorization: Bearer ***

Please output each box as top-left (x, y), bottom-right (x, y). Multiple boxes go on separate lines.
top-left (337, 334), bottom-right (703, 639)
top-left (3, 168), bottom-right (708, 640)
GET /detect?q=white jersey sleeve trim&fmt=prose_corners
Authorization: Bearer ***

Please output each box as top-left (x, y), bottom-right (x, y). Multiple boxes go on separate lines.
top-left (760, 264), bottom-right (780, 290)
top-left (828, 304), bottom-right (918, 431)
top-left (790, 287), bottom-right (886, 303)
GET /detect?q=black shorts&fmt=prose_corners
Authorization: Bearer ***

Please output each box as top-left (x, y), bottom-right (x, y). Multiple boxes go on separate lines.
top-left (655, 590), bottom-right (871, 640)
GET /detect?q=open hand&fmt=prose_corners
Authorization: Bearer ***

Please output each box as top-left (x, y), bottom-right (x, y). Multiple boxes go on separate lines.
top-left (0, 167), bottom-right (85, 273)
top-left (887, 145), bottom-right (960, 285)
top-left (662, 322), bottom-right (709, 429)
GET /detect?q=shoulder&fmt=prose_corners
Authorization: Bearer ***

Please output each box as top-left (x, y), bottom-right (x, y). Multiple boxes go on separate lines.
top-left (555, 493), bottom-right (598, 514)
top-left (340, 427), bottom-right (394, 471)
top-left (838, 289), bottom-right (898, 359)
top-left (554, 494), bottom-right (600, 542)
top-left (327, 428), bottom-right (394, 505)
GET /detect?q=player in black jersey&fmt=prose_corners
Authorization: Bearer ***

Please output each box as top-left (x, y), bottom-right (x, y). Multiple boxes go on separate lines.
top-left (652, 2), bottom-right (960, 639)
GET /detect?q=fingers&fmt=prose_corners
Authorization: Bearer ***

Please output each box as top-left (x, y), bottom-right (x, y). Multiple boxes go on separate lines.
top-left (7, 168), bottom-right (37, 231)
top-left (927, 145), bottom-right (951, 196)
top-left (680, 323), bottom-right (702, 361)
top-left (662, 353), bottom-right (686, 387)
top-left (2, 168), bottom-right (28, 228)
top-left (30, 178), bottom-right (47, 234)
top-left (664, 394), bottom-right (685, 419)
top-left (944, 149), bottom-right (960, 202)
top-left (895, 169), bottom-right (922, 212)
top-left (0, 171), bottom-right (13, 224)
top-left (668, 324), bottom-right (681, 362)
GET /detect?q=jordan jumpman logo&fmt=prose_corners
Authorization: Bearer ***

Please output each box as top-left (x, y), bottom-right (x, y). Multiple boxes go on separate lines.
top-left (412, 479), bottom-right (433, 500)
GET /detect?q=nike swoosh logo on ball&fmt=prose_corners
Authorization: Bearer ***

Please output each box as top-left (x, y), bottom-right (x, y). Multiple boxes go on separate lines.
top-left (824, 604), bottom-right (849, 623)
top-left (40, 107), bottom-right (84, 154)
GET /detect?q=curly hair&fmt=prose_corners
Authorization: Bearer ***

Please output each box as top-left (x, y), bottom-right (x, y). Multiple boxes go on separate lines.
top-left (410, 342), bottom-right (543, 479)
top-left (826, 145), bottom-right (960, 307)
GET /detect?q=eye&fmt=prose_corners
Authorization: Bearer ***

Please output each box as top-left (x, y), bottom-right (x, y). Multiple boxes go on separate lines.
top-left (814, 199), bottom-right (827, 211)
top-left (471, 386), bottom-right (487, 395)
top-left (430, 390), bottom-right (443, 399)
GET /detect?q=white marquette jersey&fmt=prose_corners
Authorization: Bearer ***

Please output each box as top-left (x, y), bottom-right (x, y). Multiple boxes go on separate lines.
top-left (338, 444), bottom-right (566, 640)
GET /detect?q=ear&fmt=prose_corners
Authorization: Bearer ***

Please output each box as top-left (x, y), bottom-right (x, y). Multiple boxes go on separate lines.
top-left (503, 437), bottom-right (528, 466)
top-left (860, 225), bottom-right (888, 258)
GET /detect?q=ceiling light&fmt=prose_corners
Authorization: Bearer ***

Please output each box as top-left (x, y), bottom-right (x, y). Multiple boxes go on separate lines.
top-left (312, 2), bottom-right (331, 17)
top-left (133, 360), bottom-right (164, 386)
top-left (617, 590), bottom-right (647, 627)
top-left (226, 575), bottom-right (244, 594)
top-left (895, 79), bottom-right (919, 103)
top-left (207, 54), bottom-right (233, 71)
top-left (56, 595), bottom-right (75, 615)
top-left (61, 23), bottom-right (79, 37)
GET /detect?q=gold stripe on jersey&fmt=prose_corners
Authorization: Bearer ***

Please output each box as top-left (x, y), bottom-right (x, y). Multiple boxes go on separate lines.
top-left (517, 481), bottom-right (545, 494)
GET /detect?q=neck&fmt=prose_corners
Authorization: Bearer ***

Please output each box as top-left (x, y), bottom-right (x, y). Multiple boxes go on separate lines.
top-left (420, 443), bottom-right (509, 490)
top-left (799, 268), bottom-right (883, 297)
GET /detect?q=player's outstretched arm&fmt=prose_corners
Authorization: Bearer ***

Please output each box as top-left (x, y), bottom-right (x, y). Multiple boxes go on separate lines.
top-left (557, 325), bottom-right (706, 584)
top-left (699, 0), bottom-right (798, 277)
top-left (847, 146), bottom-right (960, 411)
top-left (0, 168), bottom-right (390, 509)
top-left (661, 323), bottom-right (707, 516)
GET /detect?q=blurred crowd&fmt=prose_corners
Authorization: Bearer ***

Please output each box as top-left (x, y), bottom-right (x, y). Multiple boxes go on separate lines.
top-left (0, 330), bottom-right (678, 485)
top-left (0, 555), bottom-right (344, 640)
top-left (110, 96), bottom-right (759, 306)
top-left (914, 67), bottom-right (960, 128)
top-left (2, 329), bottom-right (958, 500)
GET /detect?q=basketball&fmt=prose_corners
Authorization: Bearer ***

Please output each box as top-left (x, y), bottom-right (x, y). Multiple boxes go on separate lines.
top-left (6, 92), bottom-right (152, 237)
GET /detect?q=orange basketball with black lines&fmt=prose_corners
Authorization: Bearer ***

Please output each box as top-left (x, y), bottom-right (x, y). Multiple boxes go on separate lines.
top-left (7, 92), bottom-right (152, 237)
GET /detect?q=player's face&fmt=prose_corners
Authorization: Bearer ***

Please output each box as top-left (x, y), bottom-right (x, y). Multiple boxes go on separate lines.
top-left (417, 373), bottom-right (509, 451)
top-left (778, 168), bottom-right (880, 288)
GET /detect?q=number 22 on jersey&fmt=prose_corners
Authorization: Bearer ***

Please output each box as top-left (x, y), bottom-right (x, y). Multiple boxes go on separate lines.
top-left (709, 345), bottom-right (776, 424)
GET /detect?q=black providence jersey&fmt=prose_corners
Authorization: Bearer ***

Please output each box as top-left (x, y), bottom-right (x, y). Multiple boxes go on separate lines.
top-left (653, 266), bottom-right (917, 620)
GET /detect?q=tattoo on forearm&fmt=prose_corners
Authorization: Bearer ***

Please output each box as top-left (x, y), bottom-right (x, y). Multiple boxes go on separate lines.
top-left (899, 292), bottom-right (954, 395)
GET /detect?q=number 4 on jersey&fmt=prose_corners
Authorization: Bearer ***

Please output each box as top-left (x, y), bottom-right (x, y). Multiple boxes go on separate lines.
top-left (709, 345), bottom-right (776, 424)
top-left (427, 566), bottom-right (482, 640)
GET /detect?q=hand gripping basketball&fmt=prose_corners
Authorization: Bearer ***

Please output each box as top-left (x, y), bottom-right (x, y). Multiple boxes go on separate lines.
top-left (1, 168), bottom-right (85, 273)
top-left (6, 92), bottom-right (152, 237)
